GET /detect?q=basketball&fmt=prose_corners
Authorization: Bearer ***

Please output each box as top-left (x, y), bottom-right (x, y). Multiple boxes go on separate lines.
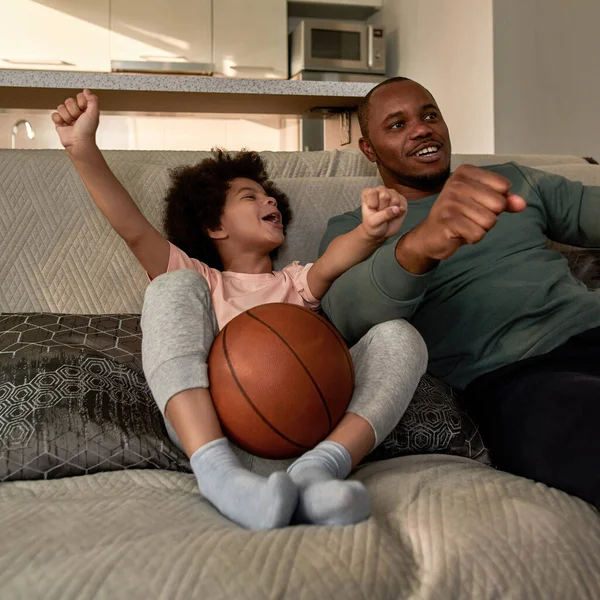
top-left (208, 303), bottom-right (355, 459)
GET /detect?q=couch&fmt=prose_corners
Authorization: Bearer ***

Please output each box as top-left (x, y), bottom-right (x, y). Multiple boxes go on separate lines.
top-left (1, 148), bottom-right (599, 600)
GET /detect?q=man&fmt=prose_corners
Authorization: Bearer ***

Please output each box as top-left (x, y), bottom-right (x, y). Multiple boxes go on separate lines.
top-left (319, 76), bottom-right (600, 509)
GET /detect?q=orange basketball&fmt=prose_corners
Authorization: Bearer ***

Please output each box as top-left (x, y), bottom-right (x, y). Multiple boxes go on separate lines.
top-left (208, 303), bottom-right (355, 459)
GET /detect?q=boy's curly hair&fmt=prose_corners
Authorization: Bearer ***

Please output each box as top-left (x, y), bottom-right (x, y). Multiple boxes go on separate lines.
top-left (163, 149), bottom-right (292, 270)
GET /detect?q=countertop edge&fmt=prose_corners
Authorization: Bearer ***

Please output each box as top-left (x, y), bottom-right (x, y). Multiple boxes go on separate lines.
top-left (0, 70), bottom-right (377, 98)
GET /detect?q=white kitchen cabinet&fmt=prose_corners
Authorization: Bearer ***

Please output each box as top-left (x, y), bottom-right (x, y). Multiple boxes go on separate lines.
top-left (110, 0), bottom-right (212, 68)
top-left (214, 0), bottom-right (287, 79)
top-left (0, 0), bottom-right (110, 71)
top-left (288, 0), bottom-right (381, 20)
top-left (291, 0), bottom-right (381, 6)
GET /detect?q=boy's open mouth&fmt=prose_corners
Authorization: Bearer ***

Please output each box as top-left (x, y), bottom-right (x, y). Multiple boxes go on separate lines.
top-left (262, 211), bottom-right (283, 229)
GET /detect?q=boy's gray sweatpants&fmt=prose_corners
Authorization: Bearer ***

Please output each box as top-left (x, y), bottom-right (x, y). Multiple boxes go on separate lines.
top-left (141, 270), bottom-right (428, 475)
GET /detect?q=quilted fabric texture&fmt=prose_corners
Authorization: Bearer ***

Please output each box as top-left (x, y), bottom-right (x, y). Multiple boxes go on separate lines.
top-left (1, 455), bottom-right (599, 600)
top-left (0, 313), bottom-right (190, 481)
top-left (0, 149), bottom-right (380, 314)
top-left (0, 149), bottom-right (595, 315)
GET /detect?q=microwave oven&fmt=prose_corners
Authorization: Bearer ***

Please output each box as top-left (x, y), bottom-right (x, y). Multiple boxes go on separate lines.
top-left (290, 19), bottom-right (385, 77)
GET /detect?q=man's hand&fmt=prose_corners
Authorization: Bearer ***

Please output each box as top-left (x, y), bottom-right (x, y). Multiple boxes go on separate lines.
top-left (396, 165), bottom-right (527, 273)
top-left (51, 89), bottom-right (100, 151)
top-left (361, 186), bottom-right (408, 242)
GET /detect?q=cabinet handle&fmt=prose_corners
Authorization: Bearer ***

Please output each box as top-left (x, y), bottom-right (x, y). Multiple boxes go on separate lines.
top-left (367, 25), bottom-right (374, 69)
top-left (2, 58), bottom-right (75, 66)
top-left (230, 65), bottom-right (278, 72)
top-left (111, 60), bottom-right (214, 74)
top-left (139, 55), bottom-right (189, 62)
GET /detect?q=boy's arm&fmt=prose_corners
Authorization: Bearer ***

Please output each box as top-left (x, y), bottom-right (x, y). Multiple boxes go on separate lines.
top-left (307, 187), bottom-right (407, 300)
top-left (318, 222), bottom-right (433, 346)
top-left (67, 144), bottom-right (170, 278)
top-left (53, 90), bottom-right (170, 279)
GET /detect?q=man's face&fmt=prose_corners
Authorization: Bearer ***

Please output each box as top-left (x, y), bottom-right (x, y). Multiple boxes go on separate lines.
top-left (360, 80), bottom-right (451, 192)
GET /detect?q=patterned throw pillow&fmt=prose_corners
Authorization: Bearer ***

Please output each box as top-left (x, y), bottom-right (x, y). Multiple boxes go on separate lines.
top-left (0, 313), bottom-right (190, 481)
top-left (548, 241), bottom-right (600, 290)
top-left (365, 373), bottom-right (491, 465)
top-left (0, 313), bottom-right (489, 481)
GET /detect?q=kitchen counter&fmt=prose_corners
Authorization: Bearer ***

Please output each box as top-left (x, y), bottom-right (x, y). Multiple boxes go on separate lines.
top-left (0, 70), bottom-right (376, 115)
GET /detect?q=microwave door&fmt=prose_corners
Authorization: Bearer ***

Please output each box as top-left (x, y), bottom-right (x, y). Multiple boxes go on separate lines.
top-left (304, 24), bottom-right (368, 72)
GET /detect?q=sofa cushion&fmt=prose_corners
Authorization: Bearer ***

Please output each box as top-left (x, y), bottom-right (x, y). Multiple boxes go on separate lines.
top-left (548, 242), bottom-right (600, 289)
top-left (3, 455), bottom-right (599, 600)
top-left (365, 373), bottom-right (490, 464)
top-left (537, 163), bottom-right (600, 185)
top-left (275, 176), bottom-right (381, 267)
top-left (1, 148), bottom-right (597, 315)
top-left (0, 312), bottom-right (490, 480)
top-left (0, 313), bottom-right (190, 481)
top-left (451, 154), bottom-right (589, 169)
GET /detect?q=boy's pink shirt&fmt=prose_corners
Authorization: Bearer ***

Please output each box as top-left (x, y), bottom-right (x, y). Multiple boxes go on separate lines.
top-left (152, 242), bottom-right (321, 330)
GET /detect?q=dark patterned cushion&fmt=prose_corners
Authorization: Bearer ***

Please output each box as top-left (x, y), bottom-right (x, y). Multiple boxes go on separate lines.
top-left (0, 313), bottom-right (190, 481)
top-left (365, 373), bottom-right (491, 464)
top-left (548, 241), bottom-right (600, 290)
top-left (0, 313), bottom-right (489, 481)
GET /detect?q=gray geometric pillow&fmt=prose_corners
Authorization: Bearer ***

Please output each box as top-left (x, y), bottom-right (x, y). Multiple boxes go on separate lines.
top-left (0, 313), bottom-right (191, 481)
top-left (548, 241), bottom-right (600, 290)
top-left (0, 313), bottom-right (490, 481)
top-left (365, 373), bottom-right (491, 465)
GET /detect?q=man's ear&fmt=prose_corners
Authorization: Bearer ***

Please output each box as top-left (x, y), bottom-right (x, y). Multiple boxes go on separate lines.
top-left (359, 137), bottom-right (377, 163)
top-left (207, 226), bottom-right (228, 240)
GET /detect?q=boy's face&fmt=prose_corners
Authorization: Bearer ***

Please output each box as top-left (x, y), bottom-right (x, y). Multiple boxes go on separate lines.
top-left (210, 177), bottom-right (284, 254)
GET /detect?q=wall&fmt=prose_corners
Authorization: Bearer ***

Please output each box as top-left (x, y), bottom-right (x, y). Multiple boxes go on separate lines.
top-left (1, 111), bottom-right (300, 151)
top-left (323, 112), bottom-right (361, 151)
top-left (493, 0), bottom-right (600, 158)
top-left (372, 0), bottom-right (495, 154)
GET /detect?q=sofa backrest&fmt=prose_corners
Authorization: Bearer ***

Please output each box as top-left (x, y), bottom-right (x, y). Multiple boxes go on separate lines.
top-left (0, 149), bottom-right (597, 314)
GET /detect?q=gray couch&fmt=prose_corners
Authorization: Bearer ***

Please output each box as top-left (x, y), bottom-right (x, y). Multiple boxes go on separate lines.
top-left (1, 149), bottom-right (599, 599)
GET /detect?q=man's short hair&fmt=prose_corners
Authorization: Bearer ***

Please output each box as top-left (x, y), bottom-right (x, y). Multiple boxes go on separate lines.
top-left (357, 76), bottom-right (412, 139)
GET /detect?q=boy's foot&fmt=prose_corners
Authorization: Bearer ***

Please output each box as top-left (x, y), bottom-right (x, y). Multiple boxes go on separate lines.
top-left (190, 438), bottom-right (298, 530)
top-left (287, 441), bottom-right (371, 526)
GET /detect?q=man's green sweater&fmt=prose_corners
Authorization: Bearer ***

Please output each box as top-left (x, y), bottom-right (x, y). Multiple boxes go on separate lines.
top-left (319, 163), bottom-right (600, 390)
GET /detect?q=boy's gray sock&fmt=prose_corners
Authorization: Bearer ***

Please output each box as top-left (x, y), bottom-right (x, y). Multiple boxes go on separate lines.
top-left (287, 441), bottom-right (371, 526)
top-left (190, 438), bottom-right (298, 530)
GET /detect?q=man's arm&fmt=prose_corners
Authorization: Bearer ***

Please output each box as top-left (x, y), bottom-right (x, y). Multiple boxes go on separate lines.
top-left (319, 165), bottom-right (527, 344)
top-left (518, 165), bottom-right (600, 247)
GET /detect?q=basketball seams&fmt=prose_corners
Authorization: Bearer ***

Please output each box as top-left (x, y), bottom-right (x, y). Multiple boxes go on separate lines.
top-left (221, 322), bottom-right (312, 453)
top-left (247, 309), bottom-right (334, 429)
top-left (211, 303), bottom-right (353, 459)
top-left (295, 306), bottom-right (355, 388)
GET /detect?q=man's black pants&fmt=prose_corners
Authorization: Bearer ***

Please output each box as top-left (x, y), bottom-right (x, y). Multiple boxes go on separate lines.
top-left (463, 326), bottom-right (600, 510)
